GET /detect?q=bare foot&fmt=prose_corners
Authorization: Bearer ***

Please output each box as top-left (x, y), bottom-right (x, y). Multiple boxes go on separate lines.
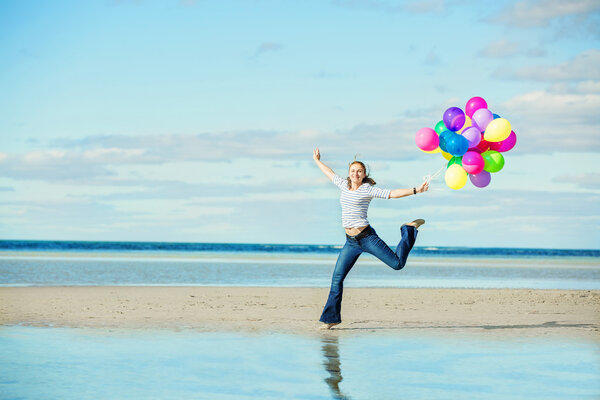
top-left (319, 322), bottom-right (340, 330)
top-left (403, 219), bottom-right (425, 229)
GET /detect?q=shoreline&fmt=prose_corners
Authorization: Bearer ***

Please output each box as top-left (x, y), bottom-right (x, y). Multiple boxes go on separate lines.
top-left (1, 287), bottom-right (599, 339)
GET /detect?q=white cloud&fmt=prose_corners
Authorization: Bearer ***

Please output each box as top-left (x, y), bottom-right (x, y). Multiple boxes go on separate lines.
top-left (525, 47), bottom-right (547, 58)
top-left (479, 40), bottom-right (548, 59)
top-left (495, 49), bottom-right (600, 81)
top-left (23, 150), bottom-right (67, 163)
top-left (82, 148), bottom-right (146, 161)
top-left (479, 40), bottom-right (521, 58)
top-left (0, 151), bottom-right (117, 181)
top-left (498, 0), bottom-right (600, 28)
top-left (85, 178), bottom-right (327, 201)
top-left (51, 131), bottom-right (319, 161)
top-left (254, 42), bottom-right (283, 58)
top-left (1, 122), bottom-right (431, 183)
top-left (2, 76), bottom-right (598, 187)
top-left (553, 172), bottom-right (600, 189)
top-left (331, 0), bottom-right (446, 13)
top-left (502, 90), bottom-right (600, 152)
top-left (403, 0), bottom-right (444, 13)
top-left (504, 90), bottom-right (599, 121)
top-left (574, 80), bottom-right (600, 94)
top-left (547, 80), bottom-right (600, 94)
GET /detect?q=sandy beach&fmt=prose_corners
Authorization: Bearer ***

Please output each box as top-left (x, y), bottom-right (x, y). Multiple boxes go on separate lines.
top-left (1, 287), bottom-right (599, 339)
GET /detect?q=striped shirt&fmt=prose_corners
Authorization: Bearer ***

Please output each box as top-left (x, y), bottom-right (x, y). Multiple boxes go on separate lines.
top-left (332, 174), bottom-right (391, 228)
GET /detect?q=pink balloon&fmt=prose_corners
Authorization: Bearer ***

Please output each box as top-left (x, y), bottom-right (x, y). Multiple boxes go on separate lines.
top-left (462, 127), bottom-right (482, 148)
top-left (472, 108), bottom-right (494, 132)
top-left (462, 151), bottom-right (484, 174)
top-left (469, 171), bottom-right (491, 188)
top-left (465, 97), bottom-right (487, 118)
top-left (415, 127), bottom-right (439, 151)
top-left (489, 130), bottom-right (517, 152)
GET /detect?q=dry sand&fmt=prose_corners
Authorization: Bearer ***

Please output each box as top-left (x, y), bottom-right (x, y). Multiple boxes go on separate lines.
top-left (1, 287), bottom-right (599, 339)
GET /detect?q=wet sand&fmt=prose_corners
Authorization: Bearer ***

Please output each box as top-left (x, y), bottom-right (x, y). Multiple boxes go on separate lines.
top-left (1, 287), bottom-right (599, 339)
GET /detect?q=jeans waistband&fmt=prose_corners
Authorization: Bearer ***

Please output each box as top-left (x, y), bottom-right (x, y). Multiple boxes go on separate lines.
top-left (346, 226), bottom-right (373, 241)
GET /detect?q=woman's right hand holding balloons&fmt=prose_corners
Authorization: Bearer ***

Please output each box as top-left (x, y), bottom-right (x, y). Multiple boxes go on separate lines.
top-left (417, 180), bottom-right (429, 194)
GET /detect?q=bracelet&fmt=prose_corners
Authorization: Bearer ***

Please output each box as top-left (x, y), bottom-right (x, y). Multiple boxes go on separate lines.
top-left (413, 187), bottom-right (417, 195)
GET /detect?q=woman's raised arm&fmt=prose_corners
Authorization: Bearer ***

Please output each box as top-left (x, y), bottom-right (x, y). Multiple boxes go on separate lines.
top-left (313, 148), bottom-right (336, 181)
top-left (389, 180), bottom-right (429, 199)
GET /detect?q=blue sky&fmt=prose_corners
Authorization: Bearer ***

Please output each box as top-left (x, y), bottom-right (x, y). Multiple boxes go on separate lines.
top-left (1, 0), bottom-right (599, 248)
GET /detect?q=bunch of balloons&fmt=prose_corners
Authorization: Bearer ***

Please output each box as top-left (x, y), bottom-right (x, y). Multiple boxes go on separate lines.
top-left (415, 96), bottom-right (517, 190)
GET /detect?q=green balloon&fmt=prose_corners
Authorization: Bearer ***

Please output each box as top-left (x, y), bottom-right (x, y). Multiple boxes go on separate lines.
top-left (482, 150), bottom-right (505, 173)
top-left (447, 156), bottom-right (463, 168)
top-left (434, 120), bottom-right (446, 134)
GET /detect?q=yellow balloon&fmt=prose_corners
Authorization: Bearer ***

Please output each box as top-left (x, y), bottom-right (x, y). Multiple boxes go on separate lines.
top-left (445, 164), bottom-right (468, 190)
top-left (441, 151), bottom-right (453, 160)
top-left (421, 147), bottom-right (442, 154)
top-left (484, 118), bottom-right (511, 142)
top-left (459, 116), bottom-right (472, 133)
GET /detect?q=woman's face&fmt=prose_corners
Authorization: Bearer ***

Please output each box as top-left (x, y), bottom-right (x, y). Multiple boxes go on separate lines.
top-left (348, 163), bottom-right (366, 185)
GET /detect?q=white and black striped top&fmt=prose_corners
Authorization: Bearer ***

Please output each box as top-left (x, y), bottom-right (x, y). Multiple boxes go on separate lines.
top-left (332, 174), bottom-right (391, 228)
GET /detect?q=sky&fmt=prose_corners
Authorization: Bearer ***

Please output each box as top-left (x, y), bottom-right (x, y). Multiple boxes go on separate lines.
top-left (1, 0), bottom-right (599, 249)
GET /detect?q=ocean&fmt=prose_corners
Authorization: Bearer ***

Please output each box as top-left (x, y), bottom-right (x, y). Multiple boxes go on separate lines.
top-left (1, 240), bottom-right (599, 289)
top-left (2, 240), bottom-right (599, 399)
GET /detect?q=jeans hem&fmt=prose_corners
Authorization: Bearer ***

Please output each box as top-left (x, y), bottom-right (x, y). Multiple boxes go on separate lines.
top-left (319, 317), bottom-right (342, 324)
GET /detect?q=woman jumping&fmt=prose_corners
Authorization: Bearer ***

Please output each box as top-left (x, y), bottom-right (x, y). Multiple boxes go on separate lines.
top-left (313, 148), bottom-right (429, 329)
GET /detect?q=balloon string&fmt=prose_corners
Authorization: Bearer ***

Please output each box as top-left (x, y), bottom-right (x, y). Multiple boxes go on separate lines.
top-left (423, 165), bottom-right (446, 184)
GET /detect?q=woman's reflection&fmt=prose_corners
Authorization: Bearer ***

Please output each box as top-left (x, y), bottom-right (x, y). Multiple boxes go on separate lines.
top-left (321, 335), bottom-right (351, 399)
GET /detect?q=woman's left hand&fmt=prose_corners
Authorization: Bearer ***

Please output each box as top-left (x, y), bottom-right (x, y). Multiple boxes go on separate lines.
top-left (417, 180), bottom-right (429, 194)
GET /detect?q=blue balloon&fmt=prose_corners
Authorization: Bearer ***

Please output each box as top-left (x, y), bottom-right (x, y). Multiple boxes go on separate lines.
top-left (446, 134), bottom-right (469, 156)
top-left (438, 130), bottom-right (454, 153)
top-left (493, 113), bottom-right (501, 119)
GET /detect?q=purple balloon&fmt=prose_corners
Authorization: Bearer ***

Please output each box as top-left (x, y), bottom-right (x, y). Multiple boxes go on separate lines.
top-left (443, 107), bottom-right (466, 132)
top-left (462, 127), bottom-right (482, 148)
top-left (472, 108), bottom-right (493, 132)
top-left (469, 171), bottom-right (491, 188)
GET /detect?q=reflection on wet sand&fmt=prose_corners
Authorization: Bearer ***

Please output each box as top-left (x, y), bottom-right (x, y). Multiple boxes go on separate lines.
top-left (321, 336), bottom-right (352, 399)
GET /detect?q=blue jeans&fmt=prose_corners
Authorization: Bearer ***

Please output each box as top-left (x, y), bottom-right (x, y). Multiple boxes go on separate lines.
top-left (319, 225), bottom-right (418, 324)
